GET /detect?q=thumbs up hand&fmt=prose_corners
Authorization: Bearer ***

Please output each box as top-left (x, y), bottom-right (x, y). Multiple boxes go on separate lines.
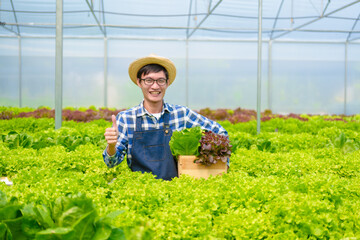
top-left (104, 114), bottom-right (119, 156)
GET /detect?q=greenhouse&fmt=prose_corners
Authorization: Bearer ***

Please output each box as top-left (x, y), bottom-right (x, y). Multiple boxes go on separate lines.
top-left (1, 1), bottom-right (360, 239)
top-left (1, 0), bottom-right (360, 114)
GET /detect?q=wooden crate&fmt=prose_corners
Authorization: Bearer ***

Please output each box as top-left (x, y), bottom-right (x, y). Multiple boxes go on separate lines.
top-left (177, 155), bottom-right (227, 179)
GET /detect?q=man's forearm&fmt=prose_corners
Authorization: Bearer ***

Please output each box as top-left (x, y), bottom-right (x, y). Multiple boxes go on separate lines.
top-left (107, 145), bottom-right (117, 156)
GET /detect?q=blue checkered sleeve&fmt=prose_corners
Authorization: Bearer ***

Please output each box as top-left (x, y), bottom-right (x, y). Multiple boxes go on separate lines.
top-left (185, 108), bottom-right (228, 136)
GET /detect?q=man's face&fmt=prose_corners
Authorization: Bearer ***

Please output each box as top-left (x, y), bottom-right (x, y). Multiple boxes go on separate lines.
top-left (137, 71), bottom-right (168, 105)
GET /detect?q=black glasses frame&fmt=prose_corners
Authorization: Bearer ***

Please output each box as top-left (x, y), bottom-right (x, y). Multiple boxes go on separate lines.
top-left (140, 78), bottom-right (168, 86)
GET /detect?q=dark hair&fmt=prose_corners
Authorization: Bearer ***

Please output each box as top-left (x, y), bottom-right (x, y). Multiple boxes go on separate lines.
top-left (137, 64), bottom-right (168, 80)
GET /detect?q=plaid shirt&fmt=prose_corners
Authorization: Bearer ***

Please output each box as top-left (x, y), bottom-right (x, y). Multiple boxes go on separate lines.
top-left (103, 101), bottom-right (228, 168)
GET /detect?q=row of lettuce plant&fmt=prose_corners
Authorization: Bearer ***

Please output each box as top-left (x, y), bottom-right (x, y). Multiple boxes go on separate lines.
top-left (1, 106), bottom-right (358, 123)
top-left (1, 117), bottom-right (359, 156)
top-left (0, 111), bottom-right (359, 239)
top-left (1, 143), bottom-right (359, 239)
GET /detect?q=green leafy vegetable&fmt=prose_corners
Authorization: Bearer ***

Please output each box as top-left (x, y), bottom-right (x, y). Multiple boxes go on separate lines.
top-left (169, 127), bottom-right (202, 157)
top-left (0, 192), bottom-right (124, 240)
top-left (1, 110), bottom-right (360, 239)
top-left (327, 132), bottom-right (359, 154)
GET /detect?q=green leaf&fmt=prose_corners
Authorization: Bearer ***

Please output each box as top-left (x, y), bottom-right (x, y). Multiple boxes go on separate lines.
top-left (169, 127), bottom-right (202, 157)
top-left (34, 227), bottom-right (75, 240)
top-left (0, 222), bottom-right (12, 240)
top-left (52, 196), bottom-right (67, 224)
top-left (11, 135), bottom-right (20, 149)
top-left (312, 227), bottom-right (324, 237)
top-left (19, 133), bottom-right (33, 148)
top-left (92, 221), bottom-right (112, 240)
top-left (21, 204), bottom-right (55, 232)
top-left (54, 193), bottom-right (95, 227)
top-left (105, 210), bottom-right (124, 221)
top-left (339, 132), bottom-right (346, 148)
top-left (21, 216), bottom-right (43, 238)
top-left (71, 210), bottom-right (96, 240)
top-left (108, 228), bottom-right (126, 240)
top-left (6, 131), bottom-right (18, 136)
top-left (0, 191), bottom-right (7, 207)
top-left (91, 210), bottom-right (123, 240)
top-left (3, 217), bottom-right (27, 240)
top-left (58, 206), bottom-right (85, 227)
top-left (0, 205), bottom-right (22, 221)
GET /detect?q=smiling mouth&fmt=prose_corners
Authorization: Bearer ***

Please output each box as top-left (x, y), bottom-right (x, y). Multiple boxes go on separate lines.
top-left (150, 91), bottom-right (161, 96)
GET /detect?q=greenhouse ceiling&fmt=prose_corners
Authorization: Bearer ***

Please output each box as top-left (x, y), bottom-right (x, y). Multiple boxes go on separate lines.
top-left (0, 0), bottom-right (360, 42)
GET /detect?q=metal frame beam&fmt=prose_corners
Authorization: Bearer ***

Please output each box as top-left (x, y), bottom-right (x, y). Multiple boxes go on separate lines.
top-left (186, 0), bottom-right (193, 37)
top-left (321, 0), bottom-right (331, 16)
top-left (2, 34), bottom-right (360, 44)
top-left (9, 0), bottom-right (23, 107)
top-left (55, 0), bottom-right (63, 129)
top-left (268, 40), bottom-right (272, 111)
top-left (187, 0), bottom-right (223, 39)
top-left (185, 39), bottom-right (189, 107)
top-left (347, 12), bottom-right (360, 41)
top-left (257, 0), bottom-right (262, 134)
top-left (270, 0), bottom-right (285, 39)
top-left (18, 36), bottom-right (22, 107)
top-left (85, 0), bottom-right (106, 37)
top-left (0, 25), bottom-right (18, 35)
top-left (208, 0), bottom-right (213, 13)
top-left (100, 0), bottom-right (107, 36)
top-left (349, 36), bottom-right (360, 41)
top-left (5, 22), bottom-right (360, 35)
top-left (101, 0), bottom-right (108, 107)
top-left (2, 8), bottom-right (359, 21)
top-left (9, 0), bottom-right (20, 35)
top-left (272, 0), bottom-right (360, 40)
top-left (104, 37), bottom-right (108, 107)
top-left (344, 42), bottom-right (348, 115)
top-left (185, 0), bottom-right (193, 106)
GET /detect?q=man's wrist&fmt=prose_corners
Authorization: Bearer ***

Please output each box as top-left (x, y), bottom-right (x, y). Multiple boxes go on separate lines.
top-left (106, 145), bottom-right (116, 157)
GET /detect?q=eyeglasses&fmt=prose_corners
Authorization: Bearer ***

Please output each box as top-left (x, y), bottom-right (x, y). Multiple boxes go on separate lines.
top-left (140, 78), bottom-right (168, 86)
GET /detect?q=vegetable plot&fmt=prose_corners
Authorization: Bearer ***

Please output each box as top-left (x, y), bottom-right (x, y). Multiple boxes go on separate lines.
top-left (0, 192), bottom-right (125, 239)
top-left (0, 113), bottom-right (360, 239)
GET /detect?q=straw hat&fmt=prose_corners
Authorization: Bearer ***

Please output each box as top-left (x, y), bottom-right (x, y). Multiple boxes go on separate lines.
top-left (128, 54), bottom-right (177, 86)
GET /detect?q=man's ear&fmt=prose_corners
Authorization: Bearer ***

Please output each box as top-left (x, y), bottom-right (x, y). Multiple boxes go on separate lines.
top-left (136, 78), bottom-right (141, 87)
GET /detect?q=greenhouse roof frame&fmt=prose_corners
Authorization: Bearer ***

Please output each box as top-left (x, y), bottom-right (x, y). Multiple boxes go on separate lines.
top-left (1, 0), bottom-right (360, 43)
top-left (1, 0), bottom-right (360, 131)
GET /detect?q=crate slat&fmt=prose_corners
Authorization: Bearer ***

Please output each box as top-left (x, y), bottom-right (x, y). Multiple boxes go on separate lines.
top-left (177, 155), bottom-right (227, 179)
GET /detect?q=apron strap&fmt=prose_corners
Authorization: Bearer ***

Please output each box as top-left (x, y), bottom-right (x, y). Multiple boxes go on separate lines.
top-left (163, 111), bottom-right (170, 129)
top-left (135, 108), bottom-right (142, 132)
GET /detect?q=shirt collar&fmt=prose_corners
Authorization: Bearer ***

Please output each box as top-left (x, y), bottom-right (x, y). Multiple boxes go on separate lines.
top-left (137, 100), bottom-right (171, 117)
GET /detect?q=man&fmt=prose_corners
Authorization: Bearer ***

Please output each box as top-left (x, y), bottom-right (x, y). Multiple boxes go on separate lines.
top-left (103, 54), bottom-right (228, 180)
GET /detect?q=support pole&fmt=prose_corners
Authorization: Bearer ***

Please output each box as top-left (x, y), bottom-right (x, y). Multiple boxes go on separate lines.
top-left (185, 0), bottom-right (192, 107)
top-left (18, 36), bottom-right (22, 107)
top-left (344, 42), bottom-right (348, 115)
top-left (268, 40), bottom-right (272, 111)
top-left (55, 0), bottom-right (63, 129)
top-left (257, 0), bottom-right (263, 134)
top-left (186, 40), bottom-right (189, 107)
top-left (104, 37), bottom-right (108, 107)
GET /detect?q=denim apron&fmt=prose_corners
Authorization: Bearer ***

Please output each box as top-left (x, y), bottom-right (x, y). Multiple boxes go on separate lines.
top-left (130, 110), bottom-right (178, 180)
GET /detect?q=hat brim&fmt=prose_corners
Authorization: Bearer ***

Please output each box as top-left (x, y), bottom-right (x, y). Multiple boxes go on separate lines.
top-left (128, 55), bottom-right (176, 86)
